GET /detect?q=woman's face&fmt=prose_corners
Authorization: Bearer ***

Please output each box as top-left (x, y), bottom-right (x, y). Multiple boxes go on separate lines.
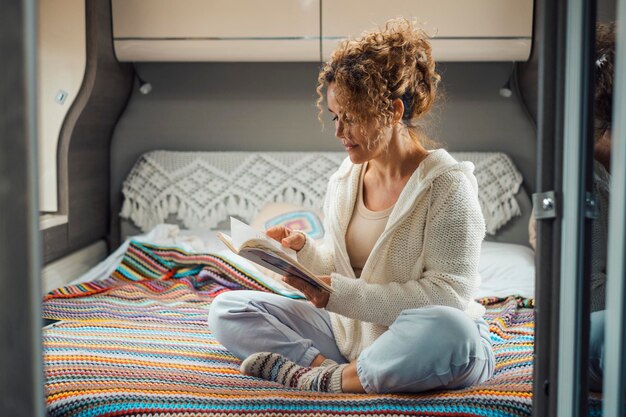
top-left (326, 83), bottom-right (389, 164)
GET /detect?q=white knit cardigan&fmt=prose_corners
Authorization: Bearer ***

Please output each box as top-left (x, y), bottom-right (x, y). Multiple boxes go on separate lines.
top-left (297, 149), bottom-right (487, 361)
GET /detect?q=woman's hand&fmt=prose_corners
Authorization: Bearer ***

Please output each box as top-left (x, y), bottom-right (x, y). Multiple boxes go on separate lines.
top-left (265, 226), bottom-right (306, 252)
top-left (283, 275), bottom-right (332, 308)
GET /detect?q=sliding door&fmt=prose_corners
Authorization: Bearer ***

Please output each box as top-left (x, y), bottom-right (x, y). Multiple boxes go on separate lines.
top-left (0, 1), bottom-right (44, 416)
top-left (603, 0), bottom-right (626, 414)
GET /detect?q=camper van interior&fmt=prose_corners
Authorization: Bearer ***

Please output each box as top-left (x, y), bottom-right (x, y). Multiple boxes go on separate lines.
top-left (1, 0), bottom-right (625, 416)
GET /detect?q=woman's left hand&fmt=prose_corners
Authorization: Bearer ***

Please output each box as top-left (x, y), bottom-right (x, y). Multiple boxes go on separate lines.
top-left (283, 275), bottom-right (331, 308)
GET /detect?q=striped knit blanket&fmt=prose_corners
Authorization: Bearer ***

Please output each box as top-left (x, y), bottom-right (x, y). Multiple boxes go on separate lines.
top-left (43, 241), bottom-right (602, 417)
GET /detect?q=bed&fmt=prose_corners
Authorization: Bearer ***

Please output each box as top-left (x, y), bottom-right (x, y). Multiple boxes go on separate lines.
top-left (42, 151), bottom-right (602, 416)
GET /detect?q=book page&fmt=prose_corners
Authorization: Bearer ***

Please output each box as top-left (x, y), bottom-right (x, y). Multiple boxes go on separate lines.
top-left (216, 232), bottom-right (237, 253)
top-left (224, 217), bottom-right (333, 294)
top-left (230, 217), bottom-right (297, 262)
top-left (242, 248), bottom-right (332, 293)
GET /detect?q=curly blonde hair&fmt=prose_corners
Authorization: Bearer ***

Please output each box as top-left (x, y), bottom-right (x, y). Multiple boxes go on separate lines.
top-left (316, 18), bottom-right (440, 148)
top-left (595, 22), bottom-right (615, 139)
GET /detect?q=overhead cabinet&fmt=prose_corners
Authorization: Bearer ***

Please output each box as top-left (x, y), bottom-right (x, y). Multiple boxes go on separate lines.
top-left (112, 0), bottom-right (321, 61)
top-left (112, 0), bottom-right (533, 62)
top-left (322, 0), bottom-right (533, 61)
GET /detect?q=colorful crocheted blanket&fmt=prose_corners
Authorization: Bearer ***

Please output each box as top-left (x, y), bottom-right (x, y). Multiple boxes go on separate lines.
top-left (43, 241), bottom-right (602, 417)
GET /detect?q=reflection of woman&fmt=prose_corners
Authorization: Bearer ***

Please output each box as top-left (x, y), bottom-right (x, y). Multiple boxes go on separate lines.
top-left (587, 22), bottom-right (615, 393)
top-left (209, 18), bottom-right (494, 394)
top-left (529, 22), bottom-right (614, 392)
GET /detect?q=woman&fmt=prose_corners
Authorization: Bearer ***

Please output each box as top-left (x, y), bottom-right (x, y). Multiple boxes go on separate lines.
top-left (209, 18), bottom-right (494, 394)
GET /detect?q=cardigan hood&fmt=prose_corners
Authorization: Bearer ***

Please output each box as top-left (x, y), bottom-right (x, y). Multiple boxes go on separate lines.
top-left (329, 149), bottom-right (479, 250)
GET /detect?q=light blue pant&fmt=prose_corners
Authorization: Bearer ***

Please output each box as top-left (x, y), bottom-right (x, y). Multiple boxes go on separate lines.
top-left (589, 310), bottom-right (605, 392)
top-left (208, 290), bottom-right (495, 393)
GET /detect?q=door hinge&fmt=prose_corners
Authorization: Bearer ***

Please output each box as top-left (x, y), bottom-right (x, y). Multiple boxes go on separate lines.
top-left (532, 191), bottom-right (557, 219)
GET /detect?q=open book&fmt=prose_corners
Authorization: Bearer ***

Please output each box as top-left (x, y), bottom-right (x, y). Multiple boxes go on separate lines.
top-left (217, 217), bottom-right (333, 293)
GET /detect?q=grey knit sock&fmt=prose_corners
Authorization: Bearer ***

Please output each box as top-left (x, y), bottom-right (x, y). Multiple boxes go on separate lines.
top-left (240, 352), bottom-right (345, 393)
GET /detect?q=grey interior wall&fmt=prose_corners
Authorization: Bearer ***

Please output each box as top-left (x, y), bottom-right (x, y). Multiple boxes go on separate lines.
top-left (110, 61), bottom-right (536, 242)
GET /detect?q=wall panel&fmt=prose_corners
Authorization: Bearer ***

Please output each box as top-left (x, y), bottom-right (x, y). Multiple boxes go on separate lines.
top-left (110, 61), bottom-right (536, 245)
top-left (42, 0), bottom-right (133, 263)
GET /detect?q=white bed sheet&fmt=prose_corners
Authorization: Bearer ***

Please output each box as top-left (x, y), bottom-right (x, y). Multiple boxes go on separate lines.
top-left (475, 241), bottom-right (535, 299)
top-left (70, 224), bottom-right (535, 299)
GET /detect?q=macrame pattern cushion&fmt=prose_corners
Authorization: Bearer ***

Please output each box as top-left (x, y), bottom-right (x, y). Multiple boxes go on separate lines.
top-left (453, 152), bottom-right (524, 234)
top-left (120, 151), bottom-right (523, 235)
top-left (121, 152), bottom-right (345, 231)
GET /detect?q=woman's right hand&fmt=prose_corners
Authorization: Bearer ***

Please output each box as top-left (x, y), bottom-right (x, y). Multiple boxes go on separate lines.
top-left (265, 226), bottom-right (306, 252)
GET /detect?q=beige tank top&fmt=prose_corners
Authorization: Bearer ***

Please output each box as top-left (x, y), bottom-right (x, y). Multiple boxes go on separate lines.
top-left (345, 163), bottom-right (394, 277)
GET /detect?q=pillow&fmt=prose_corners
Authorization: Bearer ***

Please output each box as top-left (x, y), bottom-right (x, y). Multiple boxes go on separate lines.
top-left (250, 203), bottom-right (324, 239)
top-left (248, 203), bottom-right (323, 290)
top-left (475, 241), bottom-right (535, 299)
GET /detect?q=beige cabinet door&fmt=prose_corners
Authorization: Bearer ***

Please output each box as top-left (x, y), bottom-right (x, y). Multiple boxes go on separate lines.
top-left (321, 0), bottom-right (533, 61)
top-left (112, 0), bottom-right (320, 61)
